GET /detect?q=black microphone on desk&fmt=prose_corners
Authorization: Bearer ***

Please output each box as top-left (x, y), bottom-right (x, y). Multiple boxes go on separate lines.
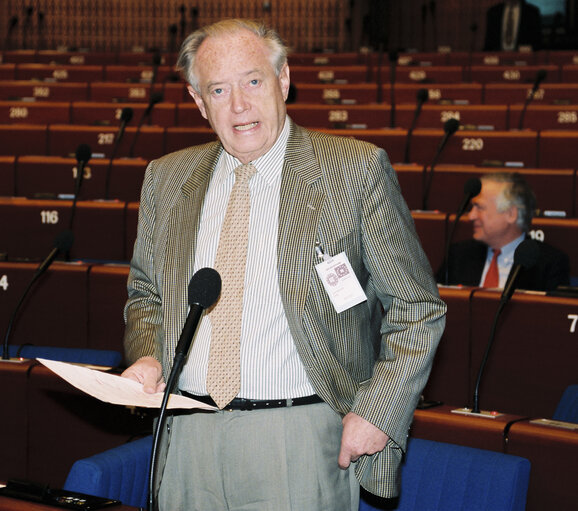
top-left (2, 230), bottom-right (74, 360)
top-left (404, 88), bottom-right (429, 163)
top-left (421, 117), bottom-right (460, 210)
top-left (471, 239), bottom-right (540, 414)
top-left (441, 177), bottom-right (482, 285)
top-left (518, 69), bottom-right (547, 130)
top-left (149, 51), bottom-right (162, 96)
top-left (129, 92), bottom-right (163, 158)
top-left (104, 107), bottom-right (133, 200)
top-left (69, 144), bottom-right (92, 230)
top-left (375, 45), bottom-right (384, 104)
top-left (388, 50), bottom-right (398, 128)
top-left (147, 267), bottom-right (221, 511)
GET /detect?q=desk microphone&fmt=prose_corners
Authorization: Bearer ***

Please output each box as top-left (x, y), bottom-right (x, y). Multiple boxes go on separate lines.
top-left (149, 51), bottom-right (162, 96)
top-left (375, 45), bottom-right (384, 104)
top-left (518, 69), bottom-right (547, 130)
top-left (2, 230), bottom-right (74, 360)
top-left (421, 117), bottom-right (460, 210)
top-left (104, 107), bottom-right (133, 200)
top-left (404, 88), bottom-right (429, 163)
top-left (147, 267), bottom-right (221, 511)
top-left (129, 92), bottom-right (163, 158)
top-left (69, 144), bottom-right (92, 230)
top-left (471, 239), bottom-right (540, 414)
top-left (441, 177), bottom-right (481, 285)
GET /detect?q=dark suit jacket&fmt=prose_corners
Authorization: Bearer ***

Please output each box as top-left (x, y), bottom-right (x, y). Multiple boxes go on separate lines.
top-left (438, 238), bottom-right (569, 291)
top-left (483, 1), bottom-right (542, 51)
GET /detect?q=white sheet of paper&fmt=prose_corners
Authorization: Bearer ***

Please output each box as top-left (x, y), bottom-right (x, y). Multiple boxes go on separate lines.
top-left (37, 358), bottom-right (216, 410)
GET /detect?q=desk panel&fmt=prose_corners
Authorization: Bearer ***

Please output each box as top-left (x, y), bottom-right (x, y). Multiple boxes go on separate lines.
top-left (164, 127), bottom-right (218, 153)
top-left (0, 81), bottom-right (89, 101)
top-left (88, 82), bottom-right (184, 103)
top-left (510, 104), bottom-right (578, 131)
top-left (538, 130), bottom-right (578, 168)
top-left (0, 125), bottom-right (47, 156)
top-left (411, 129), bottom-right (538, 167)
top-left (15, 64), bottom-right (104, 82)
top-left (0, 360), bottom-right (34, 482)
top-left (0, 198), bottom-right (126, 261)
top-left (470, 65), bottom-right (559, 84)
top-left (507, 420), bottom-right (578, 511)
top-left (0, 101), bottom-right (70, 125)
top-left (484, 83), bottom-right (578, 105)
top-left (410, 211), bottom-right (447, 274)
top-left (103, 65), bottom-right (178, 84)
top-left (0, 156), bottom-right (15, 196)
top-left (0, 64), bottom-right (16, 80)
top-left (70, 101), bottom-right (176, 128)
top-left (87, 264), bottom-right (130, 353)
top-left (469, 290), bottom-right (578, 417)
top-left (0, 262), bottom-right (89, 349)
top-left (530, 217), bottom-right (578, 278)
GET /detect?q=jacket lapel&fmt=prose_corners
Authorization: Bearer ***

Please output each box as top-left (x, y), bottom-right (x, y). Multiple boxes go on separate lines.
top-left (277, 124), bottom-right (325, 327)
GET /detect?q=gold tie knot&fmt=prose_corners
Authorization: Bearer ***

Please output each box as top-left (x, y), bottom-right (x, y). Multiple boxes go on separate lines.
top-left (235, 163), bottom-right (257, 182)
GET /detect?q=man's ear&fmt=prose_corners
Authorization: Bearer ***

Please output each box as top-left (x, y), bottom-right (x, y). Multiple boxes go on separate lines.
top-left (279, 63), bottom-right (290, 101)
top-left (187, 84), bottom-right (207, 119)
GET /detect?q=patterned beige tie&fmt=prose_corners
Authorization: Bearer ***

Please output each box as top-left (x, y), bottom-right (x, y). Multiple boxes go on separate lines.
top-left (206, 163), bottom-right (256, 409)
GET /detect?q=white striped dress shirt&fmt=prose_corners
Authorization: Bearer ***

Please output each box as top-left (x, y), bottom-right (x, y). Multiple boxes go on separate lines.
top-left (180, 116), bottom-right (317, 399)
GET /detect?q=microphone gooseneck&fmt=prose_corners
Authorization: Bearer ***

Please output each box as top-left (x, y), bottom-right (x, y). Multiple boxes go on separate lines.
top-left (442, 177), bottom-right (481, 285)
top-left (518, 69), bottom-right (547, 130)
top-left (471, 239), bottom-right (540, 413)
top-left (388, 49), bottom-right (398, 128)
top-left (403, 88), bottom-right (429, 163)
top-left (147, 268), bottom-right (221, 511)
top-left (2, 229), bottom-right (74, 360)
top-left (105, 107), bottom-right (133, 200)
top-left (421, 117), bottom-right (460, 210)
top-left (69, 144), bottom-right (92, 230)
top-left (129, 92), bottom-right (163, 158)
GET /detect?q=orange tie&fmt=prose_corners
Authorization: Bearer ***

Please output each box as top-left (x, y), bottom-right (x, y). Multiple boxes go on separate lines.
top-left (483, 249), bottom-right (501, 288)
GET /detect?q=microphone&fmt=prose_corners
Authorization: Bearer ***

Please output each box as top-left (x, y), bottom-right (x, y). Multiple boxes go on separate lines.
top-left (403, 88), bottom-right (429, 163)
top-left (421, 117), bottom-right (460, 210)
top-left (441, 177), bottom-right (481, 285)
top-left (2, 230), bottom-right (74, 360)
top-left (471, 239), bottom-right (540, 413)
top-left (129, 92), bottom-right (163, 158)
top-left (518, 69), bottom-right (547, 130)
top-left (149, 51), bottom-right (162, 96)
top-left (147, 267), bottom-right (221, 511)
top-left (388, 50), bottom-right (398, 128)
top-left (69, 144), bottom-right (92, 230)
top-left (375, 45), bottom-right (384, 104)
top-left (104, 107), bottom-right (133, 200)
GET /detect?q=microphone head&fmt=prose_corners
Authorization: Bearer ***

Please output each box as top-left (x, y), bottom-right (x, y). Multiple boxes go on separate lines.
top-left (188, 267), bottom-right (221, 309)
top-left (75, 144), bottom-right (92, 164)
top-left (444, 118), bottom-right (460, 135)
top-left (416, 88), bottom-right (429, 104)
top-left (463, 177), bottom-right (481, 198)
top-left (152, 52), bottom-right (162, 67)
top-left (54, 230), bottom-right (74, 252)
top-left (536, 69), bottom-right (547, 82)
top-left (514, 239), bottom-right (540, 269)
top-left (120, 107), bottom-right (134, 123)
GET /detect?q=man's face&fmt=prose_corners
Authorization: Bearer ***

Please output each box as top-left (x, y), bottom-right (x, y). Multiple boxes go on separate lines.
top-left (188, 29), bottom-right (290, 164)
top-left (469, 180), bottom-right (519, 249)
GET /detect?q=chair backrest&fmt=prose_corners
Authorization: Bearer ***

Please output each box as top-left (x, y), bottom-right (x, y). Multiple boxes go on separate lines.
top-left (360, 437), bottom-right (530, 511)
top-left (552, 384), bottom-right (578, 423)
top-left (64, 435), bottom-right (152, 509)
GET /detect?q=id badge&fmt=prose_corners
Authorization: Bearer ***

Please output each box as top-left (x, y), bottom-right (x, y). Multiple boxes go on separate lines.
top-left (315, 249), bottom-right (367, 313)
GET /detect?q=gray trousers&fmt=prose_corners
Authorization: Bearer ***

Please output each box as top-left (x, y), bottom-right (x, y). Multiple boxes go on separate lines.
top-left (157, 402), bottom-right (360, 511)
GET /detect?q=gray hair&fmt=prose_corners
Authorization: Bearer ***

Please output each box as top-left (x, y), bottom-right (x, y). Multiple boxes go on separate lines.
top-left (481, 172), bottom-right (536, 231)
top-left (176, 19), bottom-right (289, 92)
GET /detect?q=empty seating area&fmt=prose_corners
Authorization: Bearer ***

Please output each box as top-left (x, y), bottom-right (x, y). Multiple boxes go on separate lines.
top-left (2, 41), bottom-right (578, 511)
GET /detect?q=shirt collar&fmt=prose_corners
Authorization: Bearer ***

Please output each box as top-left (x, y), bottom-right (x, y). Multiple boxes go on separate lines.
top-left (498, 233), bottom-right (526, 265)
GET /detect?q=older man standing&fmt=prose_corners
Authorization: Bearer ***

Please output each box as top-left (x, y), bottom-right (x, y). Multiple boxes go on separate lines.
top-left (122, 19), bottom-right (445, 510)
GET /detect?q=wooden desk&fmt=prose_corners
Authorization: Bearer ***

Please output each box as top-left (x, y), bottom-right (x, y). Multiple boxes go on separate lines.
top-left (0, 495), bottom-right (137, 510)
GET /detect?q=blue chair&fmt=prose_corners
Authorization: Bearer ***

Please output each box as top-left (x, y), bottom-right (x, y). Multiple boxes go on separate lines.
top-left (7, 344), bottom-right (123, 367)
top-left (64, 435), bottom-right (152, 509)
top-left (552, 384), bottom-right (578, 423)
top-left (65, 436), bottom-right (530, 511)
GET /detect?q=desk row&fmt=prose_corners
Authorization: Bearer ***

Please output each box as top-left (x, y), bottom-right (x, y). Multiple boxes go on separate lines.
top-left (2, 124), bottom-right (578, 169)
top-left (5, 62), bottom-right (578, 86)
top-left (1, 198), bottom-right (577, 282)
top-left (3, 49), bottom-right (578, 67)
top-left (8, 101), bottom-right (578, 132)
top-left (5, 80), bottom-right (578, 106)
top-left (2, 157), bottom-right (577, 217)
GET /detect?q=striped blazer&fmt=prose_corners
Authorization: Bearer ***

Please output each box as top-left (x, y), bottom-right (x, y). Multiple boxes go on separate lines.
top-left (124, 120), bottom-right (446, 498)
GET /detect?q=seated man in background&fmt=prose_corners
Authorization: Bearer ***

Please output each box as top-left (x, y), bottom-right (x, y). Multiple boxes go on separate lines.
top-left (439, 172), bottom-right (569, 291)
top-left (483, 0), bottom-right (542, 51)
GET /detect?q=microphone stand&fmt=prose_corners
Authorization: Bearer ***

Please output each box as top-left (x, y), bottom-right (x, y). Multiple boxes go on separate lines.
top-left (518, 70), bottom-right (547, 130)
top-left (388, 50), bottom-right (398, 128)
top-left (104, 107), bottom-right (133, 200)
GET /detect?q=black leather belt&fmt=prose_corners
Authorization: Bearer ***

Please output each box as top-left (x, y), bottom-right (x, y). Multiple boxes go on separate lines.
top-left (180, 391), bottom-right (323, 411)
